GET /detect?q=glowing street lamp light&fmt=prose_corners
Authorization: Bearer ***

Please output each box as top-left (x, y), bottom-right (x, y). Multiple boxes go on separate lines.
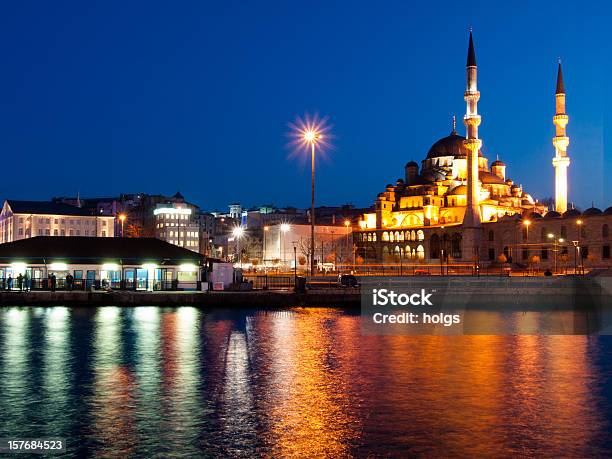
top-left (118, 213), bottom-right (127, 237)
top-left (522, 219), bottom-right (531, 240)
top-left (263, 226), bottom-right (270, 273)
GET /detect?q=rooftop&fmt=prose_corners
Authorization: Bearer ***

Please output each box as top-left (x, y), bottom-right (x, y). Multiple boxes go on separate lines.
top-left (0, 237), bottom-right (203, 265)
top-left (5, 200), bottom-right (97, 217)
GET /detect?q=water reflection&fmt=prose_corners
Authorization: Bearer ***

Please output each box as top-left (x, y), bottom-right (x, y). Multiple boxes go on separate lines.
top-left (0, 306), bottom-right (611, 457)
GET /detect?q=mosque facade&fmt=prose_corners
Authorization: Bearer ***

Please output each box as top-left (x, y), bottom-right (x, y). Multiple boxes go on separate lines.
top-left (354, 33), bottom-right (612, 268)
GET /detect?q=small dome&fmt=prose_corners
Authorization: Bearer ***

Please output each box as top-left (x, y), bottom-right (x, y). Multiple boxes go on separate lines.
top-left (491, 159), bottom-right (506, 167)
top-left (583, 207), bottom-right (603, 216)
top-left (563, 209), bottom-right (581, 217)
top-left (544, 210), bottom-right (561, 219)
top-left (447, 184), bottom-right (467, 196)
top-left (479, 170), bottom-right (506, 185)
top-left (405, 161), bottom-right (418, 168)
top-left (426, 132), bottom-right (482, 159)
top-left (604, 206), bottom-right (612, 215)
top-left (523, 211), bottom-right (543, 219)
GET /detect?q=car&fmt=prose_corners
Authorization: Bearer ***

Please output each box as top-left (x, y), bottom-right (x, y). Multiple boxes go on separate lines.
top-left (338, 274), bottom-right (360, 288)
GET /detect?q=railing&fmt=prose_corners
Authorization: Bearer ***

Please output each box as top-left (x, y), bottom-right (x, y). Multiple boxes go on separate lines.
top-left (0, 278), bottom-right (199, 292)
top-left (242, 275), bottom-right (295, 290)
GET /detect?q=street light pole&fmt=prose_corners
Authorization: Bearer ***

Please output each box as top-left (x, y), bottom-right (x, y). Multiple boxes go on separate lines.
top-left (310, 141), bottom-right (315, 276)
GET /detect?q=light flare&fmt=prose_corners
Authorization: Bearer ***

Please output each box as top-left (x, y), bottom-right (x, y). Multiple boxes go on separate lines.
top-left (286, 112), bottom-right (333, 161)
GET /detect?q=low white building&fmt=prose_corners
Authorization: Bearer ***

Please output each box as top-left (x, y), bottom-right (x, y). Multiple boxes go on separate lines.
top-left (0, 236), bottom-right (203, 291)
top-left (0, 200), bottom-right (115, 244)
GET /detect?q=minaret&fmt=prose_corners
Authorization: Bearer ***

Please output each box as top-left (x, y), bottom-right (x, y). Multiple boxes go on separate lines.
top-left (462, 31), bottom-right (482, 260)
top-left (552, 61), bottom-right (570, 213)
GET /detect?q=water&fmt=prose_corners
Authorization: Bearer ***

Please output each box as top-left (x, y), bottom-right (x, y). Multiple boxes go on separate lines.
top-left (1, 306), bottom-right (611, 457)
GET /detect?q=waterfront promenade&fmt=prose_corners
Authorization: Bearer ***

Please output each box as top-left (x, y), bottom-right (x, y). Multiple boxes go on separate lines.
top-left (0, 273), bottom-right (610, 309)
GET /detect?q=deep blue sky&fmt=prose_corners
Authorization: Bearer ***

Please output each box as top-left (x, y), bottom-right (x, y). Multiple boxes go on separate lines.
top-left (0, 1), bottom-right (610, 212)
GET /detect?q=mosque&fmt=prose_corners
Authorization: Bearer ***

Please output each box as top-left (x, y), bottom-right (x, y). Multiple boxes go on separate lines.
top-left (355, 33), bottom-right (612, 268)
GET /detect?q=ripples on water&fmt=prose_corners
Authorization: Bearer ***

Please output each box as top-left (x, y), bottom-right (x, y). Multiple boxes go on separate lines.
top-left (0, 306), bottom-right (611, 457)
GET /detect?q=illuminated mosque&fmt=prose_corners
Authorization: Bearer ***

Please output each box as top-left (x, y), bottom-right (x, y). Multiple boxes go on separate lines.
top-left (353, 32), bottom-right (612, 266)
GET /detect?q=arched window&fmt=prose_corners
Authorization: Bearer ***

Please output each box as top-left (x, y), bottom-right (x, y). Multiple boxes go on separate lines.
top-left (603, 224), bottom-right (609, 238)
top-left (405, 245), bottom-right (411, 259)
top-left (383, 232), bottom-right (389, 241)
top-left (373, 233), bottom-right (377, 242)
top-left (367, 233), bottom-right (372, 242)
top-left (417, 230), bottom-right (424, 241)
top-left (394, 245), bottom-right (401, 262)
top-left (488, 230), bottom-right (494, 242)
top-left (430, 234), bottom-right (441, 259)
top-left (382, 246), bottom-right (391, 263)
top-left (389, 232), bottom-right (394, 242)
top-left (411, 230), bottom-right (416, 241)
top-left (417, 245), bottom-right (425, 260)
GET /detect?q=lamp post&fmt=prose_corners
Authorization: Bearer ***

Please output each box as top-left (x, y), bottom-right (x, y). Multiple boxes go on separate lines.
top-left (263, 226), bottom-right (269, 273)
top-left (119, 213), bottom-right (126, 237)
top-left (303, 130), bottom-right (322, 276)
top-left (572, 240), bottom-right (579, 275)
top-left (577, 219), bottom-right (583, 274)
top-left (344, 220), bottom-right (350, 272)
top-left (292, 241), bottom-right (297, 288)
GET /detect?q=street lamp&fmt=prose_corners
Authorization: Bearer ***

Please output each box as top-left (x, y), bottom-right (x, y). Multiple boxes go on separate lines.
top-left (263, 226), bottom-right (269, 273)
top-left (305, 131), bottom-right (322, 276)
top-left (288, 113), bottom-right (332, 275)
top-left (119, 213), bottom-right (127, 237)
top-left (572, 240), bottom-right (579, 275)
top-left (232, 226), bottom-right (244, 268)
top-left (344, 219), bottom-right (350, 272)
top-left (522, 219), bottom-right (531, 240)
top-left (547, 233), bottom-right (557, 273)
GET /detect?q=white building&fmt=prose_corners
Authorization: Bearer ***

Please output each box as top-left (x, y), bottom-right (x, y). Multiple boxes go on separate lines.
top-left (0, 200), bottom-right (115, 244)
top-left (262, 223), bottom-right (352, 271)
top-left (154, 202), bottom-right (201, 252)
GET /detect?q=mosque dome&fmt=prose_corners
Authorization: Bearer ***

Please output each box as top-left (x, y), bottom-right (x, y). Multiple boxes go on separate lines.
top-left (563, 209), bottom-right (581, 217)
top-left (427, 133), bottom-right (467, 159)
top-left (405, 161), bottom-right (418, 168)
top-left (491, 159), bottom-right (506, 167)
top-left (447, 184), bottom-right (467, 196)
top-left (604, 206), bottom-right (612, 215)
top-left (479, 171), bottom-right (506, 185)
top-left (544, 210), bottom-right (561, 219)
top-left (523, 211), bottom-right (543, 219)
top-left (582, 207), bottom-right (603, 216)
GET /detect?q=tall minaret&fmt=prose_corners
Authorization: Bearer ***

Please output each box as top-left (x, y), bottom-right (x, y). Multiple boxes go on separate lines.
top-left (552, 61), bottom-right (570, 213)
top-left (462, 31), bottom-right (482, 260)
top-left (463, 31), bottom-right (482, 227)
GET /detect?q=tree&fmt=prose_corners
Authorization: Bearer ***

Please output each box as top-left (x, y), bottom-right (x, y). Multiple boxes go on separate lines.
top-left (126, 223), bottom-right (144, 238)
